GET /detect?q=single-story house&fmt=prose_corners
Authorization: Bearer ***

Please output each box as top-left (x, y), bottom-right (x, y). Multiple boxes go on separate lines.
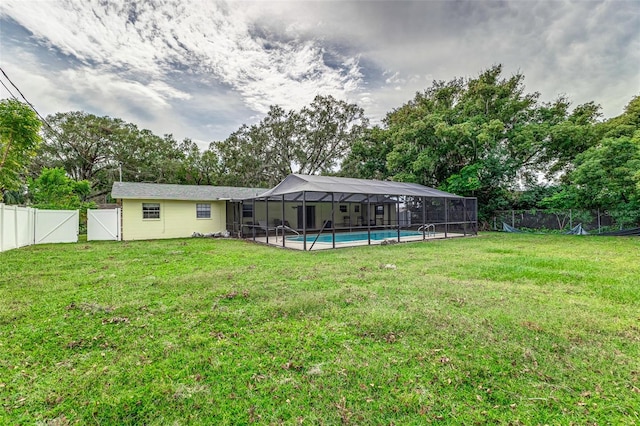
top-left (111, 174), bottom-right (477, 249)
top-left (110, 182), bottom-right (265, 241)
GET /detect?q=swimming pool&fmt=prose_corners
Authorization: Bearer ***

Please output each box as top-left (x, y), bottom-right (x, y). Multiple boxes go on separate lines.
top-left (286, 230), bottom-right (424, 244)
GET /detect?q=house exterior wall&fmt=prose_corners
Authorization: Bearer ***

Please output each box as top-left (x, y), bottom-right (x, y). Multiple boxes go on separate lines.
top-left (251, 201), bottom-right (330, 229)
top-left (121, 199), bottom-right (226, 241)
top-left (252, 200), bottom-right (399, 229)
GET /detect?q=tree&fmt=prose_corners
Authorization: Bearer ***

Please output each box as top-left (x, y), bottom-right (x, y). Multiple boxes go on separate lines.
top-left (0, 99), bottom-right (42, 201)
top-left (297, 95), bottom-right (368, 175)
top-left (28, 167), bottom-right (96, 210)
top-left (214, 124), bottom-right (274, 187)
top-left (541, 100), bottom-right (603, 178)
top-left (177, 139), bottom-right (223, 185)
top-left (107, 129), bottom-right (185, 186)
top-left (379, 66), bottom-right (550, 216)
top-left (33, 112), bottom-right (185, 202)
top-left (342, 65), bottom-right (599, 219)
top-left (545, 96), bottom-right (640, 227)
top-left (339, 126), bottom-right (393, 180)
top-left (214, 95), bottom-right (368, 187)
top-left (566, 134), bottom-right (640, 226)
top-left (599, 95), bottom-right (640, 139)
top-left (33, 111), bottom-right (114, 183)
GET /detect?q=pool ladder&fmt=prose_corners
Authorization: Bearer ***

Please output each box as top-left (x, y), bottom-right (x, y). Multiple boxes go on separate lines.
top-left (417, 223), bottom-right (436, 237)
top-left (275, 225), bottom-right (300, 242)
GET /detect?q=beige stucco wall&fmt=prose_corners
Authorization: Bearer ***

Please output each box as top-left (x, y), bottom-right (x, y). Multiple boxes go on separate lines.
top-left (121, 199), bottom-right (226, 241)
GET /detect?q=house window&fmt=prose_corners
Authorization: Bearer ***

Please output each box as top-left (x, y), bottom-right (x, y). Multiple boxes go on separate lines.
top-left (242, 203), bottom-right (253, 218)
top-left (196, 203), bottom-right (211, 219)
top-left (142, 203), bottom-right (160, 219)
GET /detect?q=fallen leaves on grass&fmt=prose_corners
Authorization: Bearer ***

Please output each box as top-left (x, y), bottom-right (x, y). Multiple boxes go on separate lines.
top-left (335, 396), bottom-right (352, 425)
top-left (282, 361), bottom-right (304, 371)
top-left (101, 317), bottom-right (129, 325)
top-left (521, 320), bottom-right (543, 332)
top-left (65, 302), bottom-right (114, 314)
top-left (173, 383), bottom-right (209, 399)
top-left (384, 332), bottom-right (398, 343)
top-left (221, 289), bottom-right (250, 299)
top-left (66, 340), bottom-right (85, 349)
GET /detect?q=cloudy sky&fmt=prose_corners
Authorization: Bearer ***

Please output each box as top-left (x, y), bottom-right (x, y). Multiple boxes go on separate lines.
top-left (1, 1), bottom-right (638, 148)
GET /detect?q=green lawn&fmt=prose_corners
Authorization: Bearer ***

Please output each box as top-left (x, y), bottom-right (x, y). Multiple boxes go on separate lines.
top-left (1, 233), bottom-right (639, 424)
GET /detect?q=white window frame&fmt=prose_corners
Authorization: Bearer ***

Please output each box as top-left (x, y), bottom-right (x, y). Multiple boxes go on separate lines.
top-left (196, 203), bottom-right (211, 219)
top-left (142, 203), bottom-right (161, 220)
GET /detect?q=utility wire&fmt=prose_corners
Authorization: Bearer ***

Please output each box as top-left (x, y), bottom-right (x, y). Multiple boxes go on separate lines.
top-left (0, 77), bottom-right (20, 101)
top-left (0, 66), bottom-right (75, 164)
top-left (0, 66), bottom-right (114, 177)
top-left (0, 66), bottom-right (55, 132)
top-left (0, 66), bottom-right (74, 158)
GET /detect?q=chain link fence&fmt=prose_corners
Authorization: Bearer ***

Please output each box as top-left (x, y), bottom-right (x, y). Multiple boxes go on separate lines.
top-left (491, 209), bottom-right (630, 233)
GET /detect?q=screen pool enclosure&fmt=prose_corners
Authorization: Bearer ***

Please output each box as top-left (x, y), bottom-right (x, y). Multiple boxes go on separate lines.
top-left (237, 174), bottom-right (477, 251)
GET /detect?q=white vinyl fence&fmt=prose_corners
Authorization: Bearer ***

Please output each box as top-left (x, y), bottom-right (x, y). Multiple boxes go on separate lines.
top-left (0, 204), bottom-right (35, 252)
top-left (34, 209), bottom-right (79, 245)
top-left (87, 208), bottom-right (121, 241)
top-left (0, 203), bottom-right (79, 252)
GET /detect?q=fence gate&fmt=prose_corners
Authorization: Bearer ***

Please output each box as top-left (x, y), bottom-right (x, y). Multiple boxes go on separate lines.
top-left (34, 209), bottom-right (79, 244)
top-left (87, 208), bottom-right (121, 241)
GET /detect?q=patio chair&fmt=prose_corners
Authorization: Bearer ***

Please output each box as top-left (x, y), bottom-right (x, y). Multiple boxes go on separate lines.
top-left (251, 220), bottom-right (270, 236)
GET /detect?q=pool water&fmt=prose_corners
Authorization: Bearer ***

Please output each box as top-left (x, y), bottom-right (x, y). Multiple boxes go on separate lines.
top-left (286, 230), bottom-right (424, 244)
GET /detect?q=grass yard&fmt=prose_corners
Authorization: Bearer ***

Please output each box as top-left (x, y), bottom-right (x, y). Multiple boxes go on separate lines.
top-left (0, 233), bottom-right (639, 425)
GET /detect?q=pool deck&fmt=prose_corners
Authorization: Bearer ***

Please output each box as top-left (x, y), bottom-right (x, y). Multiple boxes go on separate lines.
top-left (248, 231), bottom-right (468, 251)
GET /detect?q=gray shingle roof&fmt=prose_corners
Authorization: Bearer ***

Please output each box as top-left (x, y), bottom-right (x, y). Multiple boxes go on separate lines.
top-left (111, 182), bottom-right (266, 201)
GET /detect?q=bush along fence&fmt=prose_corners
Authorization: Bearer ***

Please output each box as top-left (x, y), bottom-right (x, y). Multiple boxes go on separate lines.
top-left (491, 209), bottom-right (639, 234)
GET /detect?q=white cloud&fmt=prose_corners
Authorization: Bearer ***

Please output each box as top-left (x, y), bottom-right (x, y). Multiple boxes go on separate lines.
top-left (1, 0), bottom-right (638, 144)
top-left (59, 67), bottom-right (187, 113)
top-left (1, 0), bottom-right (364, 114)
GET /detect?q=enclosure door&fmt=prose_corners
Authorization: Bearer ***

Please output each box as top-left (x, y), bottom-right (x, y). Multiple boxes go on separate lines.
top-left (375, 204), bottom-right (384, 225)
top-left (296, 206), bottom-right (316, 229)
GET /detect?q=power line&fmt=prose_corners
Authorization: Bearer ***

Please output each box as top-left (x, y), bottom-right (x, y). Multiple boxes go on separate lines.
top-left (0, 66), bottom-right (69, 158)
top-left (0, 66), bottom-right (112, 174)
top-left (0, 66), bottom-right (52, 128)
top-left (0, 78), bottom-right (19, 101)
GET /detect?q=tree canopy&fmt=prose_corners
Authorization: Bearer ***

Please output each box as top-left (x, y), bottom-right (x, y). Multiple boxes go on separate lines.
top-left (27, 167), bottom-right (94, 211)
top-left (0, 99), bottom-right (42, 200)
top-left (214, 95), bottom-right (368, 187)
top-left (33, 112), bottom-right (188, 201)
top-left (543, 96), bottom-right (640, 226)
top-left (342, 65), bottom-right (604, 219)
